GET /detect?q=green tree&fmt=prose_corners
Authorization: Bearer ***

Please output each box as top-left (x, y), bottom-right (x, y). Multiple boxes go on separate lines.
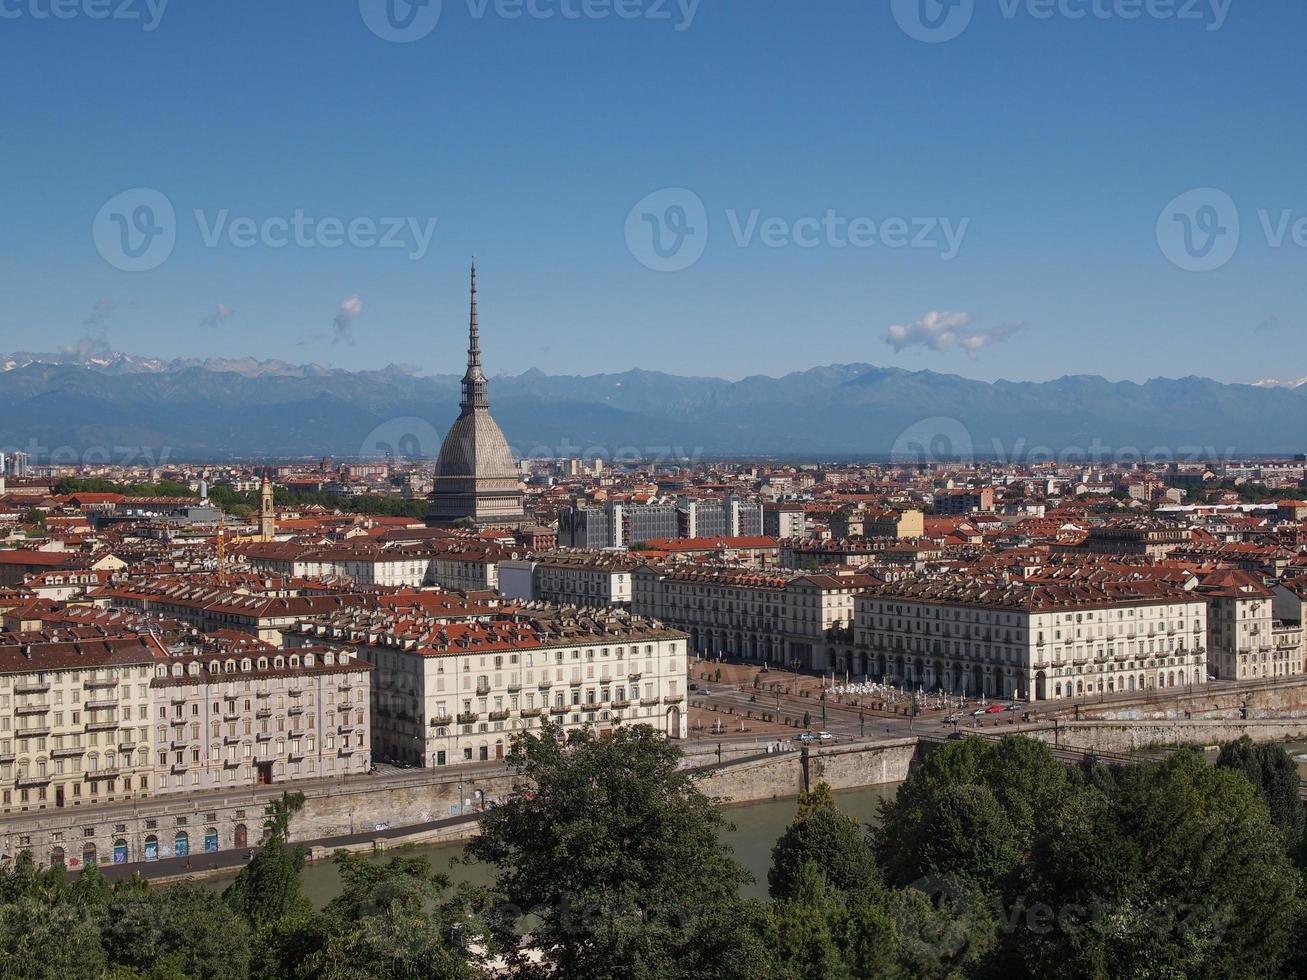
top-left (874, 735), bottom-right (1072, 891)
top-left (258, 853), bottom-right (475, 980)
top-left (467, 722), bottom-right (771, 979)
top-left (769, 783), bottom-right (881, 901)
top-left (223, 792), bottom-right (310, 931)
top-left (1018, 752), bottom-right (1301, 979)
top-left (764, 863), bottom-right (996, 980)
top-left (1215, 735), bottom-right (1305, 855)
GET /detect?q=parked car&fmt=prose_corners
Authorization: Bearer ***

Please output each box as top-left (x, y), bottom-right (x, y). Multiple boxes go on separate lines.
top-left (795, 732), bottom-right (816, 743)
top-left (815, 731), bottom-right (834, 741)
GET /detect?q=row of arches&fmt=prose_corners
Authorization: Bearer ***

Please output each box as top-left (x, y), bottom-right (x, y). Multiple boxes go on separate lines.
top-left (46, 823), bottom-right (264, 869)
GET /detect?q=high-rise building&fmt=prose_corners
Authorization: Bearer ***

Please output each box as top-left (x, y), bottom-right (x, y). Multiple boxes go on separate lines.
top-left (428, 264), bottom-right (528, 529)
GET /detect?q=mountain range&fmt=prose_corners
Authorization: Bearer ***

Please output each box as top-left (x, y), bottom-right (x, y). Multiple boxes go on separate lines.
top-left (1, 350), bottom-right (1303, 462)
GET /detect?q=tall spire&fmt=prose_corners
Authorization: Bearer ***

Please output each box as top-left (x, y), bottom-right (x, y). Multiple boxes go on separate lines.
top-left (460, 260), bottom-right (489, 414)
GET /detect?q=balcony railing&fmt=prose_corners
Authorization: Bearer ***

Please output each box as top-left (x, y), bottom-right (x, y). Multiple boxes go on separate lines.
top-left (456, 712), bottom-right (479, 725)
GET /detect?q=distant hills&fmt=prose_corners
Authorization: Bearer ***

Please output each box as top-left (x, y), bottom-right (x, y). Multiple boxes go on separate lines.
top-left (1, 350), bottom-right (1303, 462)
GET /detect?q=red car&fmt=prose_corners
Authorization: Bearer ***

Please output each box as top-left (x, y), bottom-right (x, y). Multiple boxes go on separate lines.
top-left (984, 704), bottom-right (1004, 714)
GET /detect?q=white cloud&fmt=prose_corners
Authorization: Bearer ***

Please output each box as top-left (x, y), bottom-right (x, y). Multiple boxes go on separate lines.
top-left (199, 303), bottom-right (235, 329)
top-left (333, 295), bottom-right (362, 345)
top-left (886, 311), bottom-right (1024, 358)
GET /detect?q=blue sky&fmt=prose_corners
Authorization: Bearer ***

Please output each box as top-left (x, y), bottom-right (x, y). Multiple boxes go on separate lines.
top-left (2, 0), bottom-right (1304, 384)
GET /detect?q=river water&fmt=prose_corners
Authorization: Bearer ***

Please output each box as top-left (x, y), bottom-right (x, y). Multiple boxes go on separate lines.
top-left (209, 784), bottom-right (899, 906)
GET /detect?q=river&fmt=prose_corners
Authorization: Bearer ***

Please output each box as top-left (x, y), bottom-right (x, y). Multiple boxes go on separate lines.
top-left (205, 784), bottom-right (899, 905)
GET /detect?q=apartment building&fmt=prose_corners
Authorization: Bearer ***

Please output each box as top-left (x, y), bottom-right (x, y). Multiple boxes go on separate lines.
top-left (558, 495), bottom-right (764, 549)
top-left (0, 634), bottom-right (164, 816)
top-left (1198, 569), bottom-right (1300, 681)
top-left (1056, 522), bottom-right (1190, 560)
top-left (498, 551), bottom-right (639, 608)
top-left (149, 636), bottom-right (372, 796)
top-left (933, 488), bottom-right (994, 515)
top-left (631, 564), bottom-right (875, 671)
top-left (239, 541), bottom-right (504, 592)
top-left (285, 606), bottom-right (687, 767)
top-left (854, 575), bottom-right (1209, 702)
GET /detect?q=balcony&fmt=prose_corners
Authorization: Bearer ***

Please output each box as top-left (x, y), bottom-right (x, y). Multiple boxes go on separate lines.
top-left (15, 773), bottom-right (51, 787)
top-left (611, 699), bottom-right (631, 709)
top-left (170, 763), bottom-right (188, 775)
top-left (84, 677), bottom-right (117, 690)
top-left (17, 726), bottom-right (51, 739)
top-left (549, 705), bottom-right (569, 716)
top-left (84, 720), bottom-right (118, 733)
top-left (256, 708), bottom-right (272, 719)
top-left (15, 681), bottom-right (50, 695)
top-left (456, 712), bottom-right (479, 725)
top-left (224, 733), bottom-right (242, 745)
top-left (488, 710), bottom-right (510, 722)
top-left (640, 698), bottom-right (661, 707)
top-left (86, 768), bottom-right (120, 780)
top-left (507, 682), bottom-right (522, 693)
top-left (118, 740), bottom-right (137, 752)
top-left (520, 708), bottom-right (543, 718)
top-left (223, 712), bottom-right (239, 722)
top-left (663, 695), bottom-right (684, 704)
top-left (52, 744), bottom-right (84, 758)
top-left (170, 739), bottom-right (188, 750)
top-left (475, 684), bottom-right (491, 697)
top-left (255, 731), bottom-right (273, 742)
top-left (84, 698), bottom-right (118, 710)
top-left (338, 745), bottom-right (355, 756)
top-left (288, 705), bottom-right (304, 716)
top-left (537, 680), bottom-right (553, 690)
top-left (15, 703), bottom-right (49, 715)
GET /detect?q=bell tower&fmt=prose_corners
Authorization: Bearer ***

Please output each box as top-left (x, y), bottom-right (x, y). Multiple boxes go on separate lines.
top-left (259, 470), bottom-right (276, 542)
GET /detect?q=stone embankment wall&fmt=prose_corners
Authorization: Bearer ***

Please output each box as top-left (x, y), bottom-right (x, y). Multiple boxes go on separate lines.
top-left (1058, 677), bottom-right (1307, 723)
top-left (699, 738), bottom-right (916, 806)
top-left (1018, 719), bottom-right (1307, 754)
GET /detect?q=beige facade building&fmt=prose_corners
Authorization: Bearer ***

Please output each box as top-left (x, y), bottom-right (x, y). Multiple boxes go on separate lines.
top-left (498, 552), bottom-right (638, 608)
top-left (286, 606), bottom-right (687, 767)
top-left (631, 564), bottom-right (874, 671)
top-left (0, 634), bottom-right (163, 817)
top-left (149, 638), bottom-right (372, 797)
top-left (854, 575), bottom-right (1209, 701)
top-left (1199, 569), bottom-right (1299, 681)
